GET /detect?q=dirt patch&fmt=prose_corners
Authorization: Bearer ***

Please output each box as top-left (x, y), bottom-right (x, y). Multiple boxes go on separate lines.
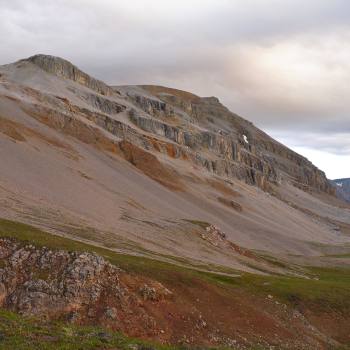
top-left (218, 196), bottom-right (243, 212)
top-left (0, 116), bottom-right (26, 142)
top-left (118, 140), bottom-right (184, 191)
top-left (146, 136), bottom-right (182, 159)
top-left (0, 115), bottom-right (77, 155)
top-left (165, 143), bottom-right (178, 158)
top-left (304, 309), bottom-right (350, 345)
top-left (126, 198), bottom-right (147, 211)
top-left (3, 94), bottom-right (20, 102)
top-left (207, 178), bottom-right (241, 197)
top-left (20, 103), bottom-right (185, 192)
top-left (77, 170), bottom-right (93, 180)
top-left (22, 105), bottom-right (119, 155)
top-left (149, 137), bottom-right (161, 152)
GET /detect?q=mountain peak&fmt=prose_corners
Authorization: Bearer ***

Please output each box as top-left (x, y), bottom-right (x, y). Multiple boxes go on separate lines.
top-left (26, 53), bottom-right (71, 65)
top-left (22, 54), bottom-right (114, 96)
top-left (23, 54), bottom-right (82, 77)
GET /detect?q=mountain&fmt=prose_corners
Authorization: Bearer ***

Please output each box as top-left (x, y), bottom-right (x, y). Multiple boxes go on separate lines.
top-left (332, 178), bottom-right (350, 202)
top-left (1, 54), bottom-right (350, 349)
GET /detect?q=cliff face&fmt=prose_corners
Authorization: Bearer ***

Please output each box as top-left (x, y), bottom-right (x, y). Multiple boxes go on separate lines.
top-left (1, 54), bottom-right (333, 196)
top-left (122, 84), bottom-right (333, 194)
top-left (25, 54), bottom-right (115, 96)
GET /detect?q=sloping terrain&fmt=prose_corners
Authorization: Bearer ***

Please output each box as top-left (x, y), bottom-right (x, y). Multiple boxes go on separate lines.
top-left (0, 219), bottom-right (350, 350)
top-left (0, 54), bottom-right (350, 349)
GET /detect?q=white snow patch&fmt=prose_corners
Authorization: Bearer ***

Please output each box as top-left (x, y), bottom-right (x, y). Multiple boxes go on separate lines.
top-left (243, 134), bottom-right (249, 144)
top-left (336, 182), bottom-right (343, 187)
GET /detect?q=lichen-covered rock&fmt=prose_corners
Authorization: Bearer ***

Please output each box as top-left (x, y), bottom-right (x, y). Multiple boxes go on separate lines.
top-left (0, 242), bottom-right (120, 316)
top-left (0, 238), bottom-right (172, 329)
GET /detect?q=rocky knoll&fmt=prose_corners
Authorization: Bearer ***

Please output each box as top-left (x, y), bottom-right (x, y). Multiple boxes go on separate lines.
top-left (0, 238), bottom-right (171, 333)
top-left (0, 237), bottom-right (120, 318)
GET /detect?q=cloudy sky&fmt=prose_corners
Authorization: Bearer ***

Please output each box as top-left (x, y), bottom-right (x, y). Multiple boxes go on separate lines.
top-left (1, 0), bottom-right (349, 179)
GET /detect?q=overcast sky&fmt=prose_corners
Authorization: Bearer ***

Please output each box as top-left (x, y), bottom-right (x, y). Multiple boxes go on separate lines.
top-left (1, 0), bottom-right (349, 179)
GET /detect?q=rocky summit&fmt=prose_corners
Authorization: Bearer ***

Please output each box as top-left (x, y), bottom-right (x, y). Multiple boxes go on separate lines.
top-left (0, 55), bottom-right (350, 349)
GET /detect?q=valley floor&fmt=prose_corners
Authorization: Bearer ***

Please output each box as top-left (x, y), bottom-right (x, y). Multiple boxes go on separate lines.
top-left (0, 218), bottom-right (349, 350)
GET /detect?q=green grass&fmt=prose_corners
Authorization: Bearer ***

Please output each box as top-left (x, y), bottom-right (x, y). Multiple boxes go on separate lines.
top-left (1, 217), bottom-right (350, 313)
top-left (200, 266), bottom-right (350, 314)
top-left (0, 218), bottom-right (175, 275)
top-left (0, 309), bottom-right (348, 350)
top-left (0, 218), bottom-right (237, 286)
top-left (326, 253), bottom-right (350, 258)
top-left (1, 217), bottom-right (350, 349)
top-left (0, 309), bottom-right (179, 350)
top-left (1, 310), bottom-right (304, 350)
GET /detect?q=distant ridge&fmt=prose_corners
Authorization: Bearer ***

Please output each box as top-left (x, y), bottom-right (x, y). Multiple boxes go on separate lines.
top-left (332, 178), bottom-right (350, 202)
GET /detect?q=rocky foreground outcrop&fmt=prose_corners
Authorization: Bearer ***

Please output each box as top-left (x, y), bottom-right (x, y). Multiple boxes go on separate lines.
top-left (0, 238), bottom-right (171, 333)
top-left (0, 237), bottom-right (346, 349)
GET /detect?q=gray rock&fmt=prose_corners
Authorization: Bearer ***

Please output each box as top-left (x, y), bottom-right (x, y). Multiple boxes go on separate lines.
top-left (25, 54), bottom-right (115, 96)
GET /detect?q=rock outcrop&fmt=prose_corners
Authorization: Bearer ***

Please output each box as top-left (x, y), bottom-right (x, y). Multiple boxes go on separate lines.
top-left (138, 86), bottom-right (334, 194)
top-left (0, 238), bottom-right (122, 317)
top-left (24, 54), bottom-right (116, 96)
top-left (0, 238), bottom-right (171, 330)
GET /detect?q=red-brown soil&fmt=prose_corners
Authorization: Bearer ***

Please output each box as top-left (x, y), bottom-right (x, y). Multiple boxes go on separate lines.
top-left (118, 140), bottom-right (184, 191)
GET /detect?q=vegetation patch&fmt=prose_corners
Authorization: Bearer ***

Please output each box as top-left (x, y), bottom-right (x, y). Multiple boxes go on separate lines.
top-left (1, 217), bottom-right (350, 348)
top-left (2, 217), bottom-right (350, 313)
top-left (201, 266), bottom-right (350, 314)
top-left (0, 309), bottom-right (177, 350)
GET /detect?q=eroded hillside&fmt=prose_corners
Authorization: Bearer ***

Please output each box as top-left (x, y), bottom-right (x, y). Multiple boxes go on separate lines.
top-left (0, 54), bottom-right (350, 349)
top-left (1, 55), bottom-right (348, 266)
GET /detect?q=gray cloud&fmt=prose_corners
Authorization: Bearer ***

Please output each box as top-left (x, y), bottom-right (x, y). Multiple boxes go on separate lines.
top-left (0, 0), bottom-right (349, 177)
top-left (269, 130), bottom-right (350, 155)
